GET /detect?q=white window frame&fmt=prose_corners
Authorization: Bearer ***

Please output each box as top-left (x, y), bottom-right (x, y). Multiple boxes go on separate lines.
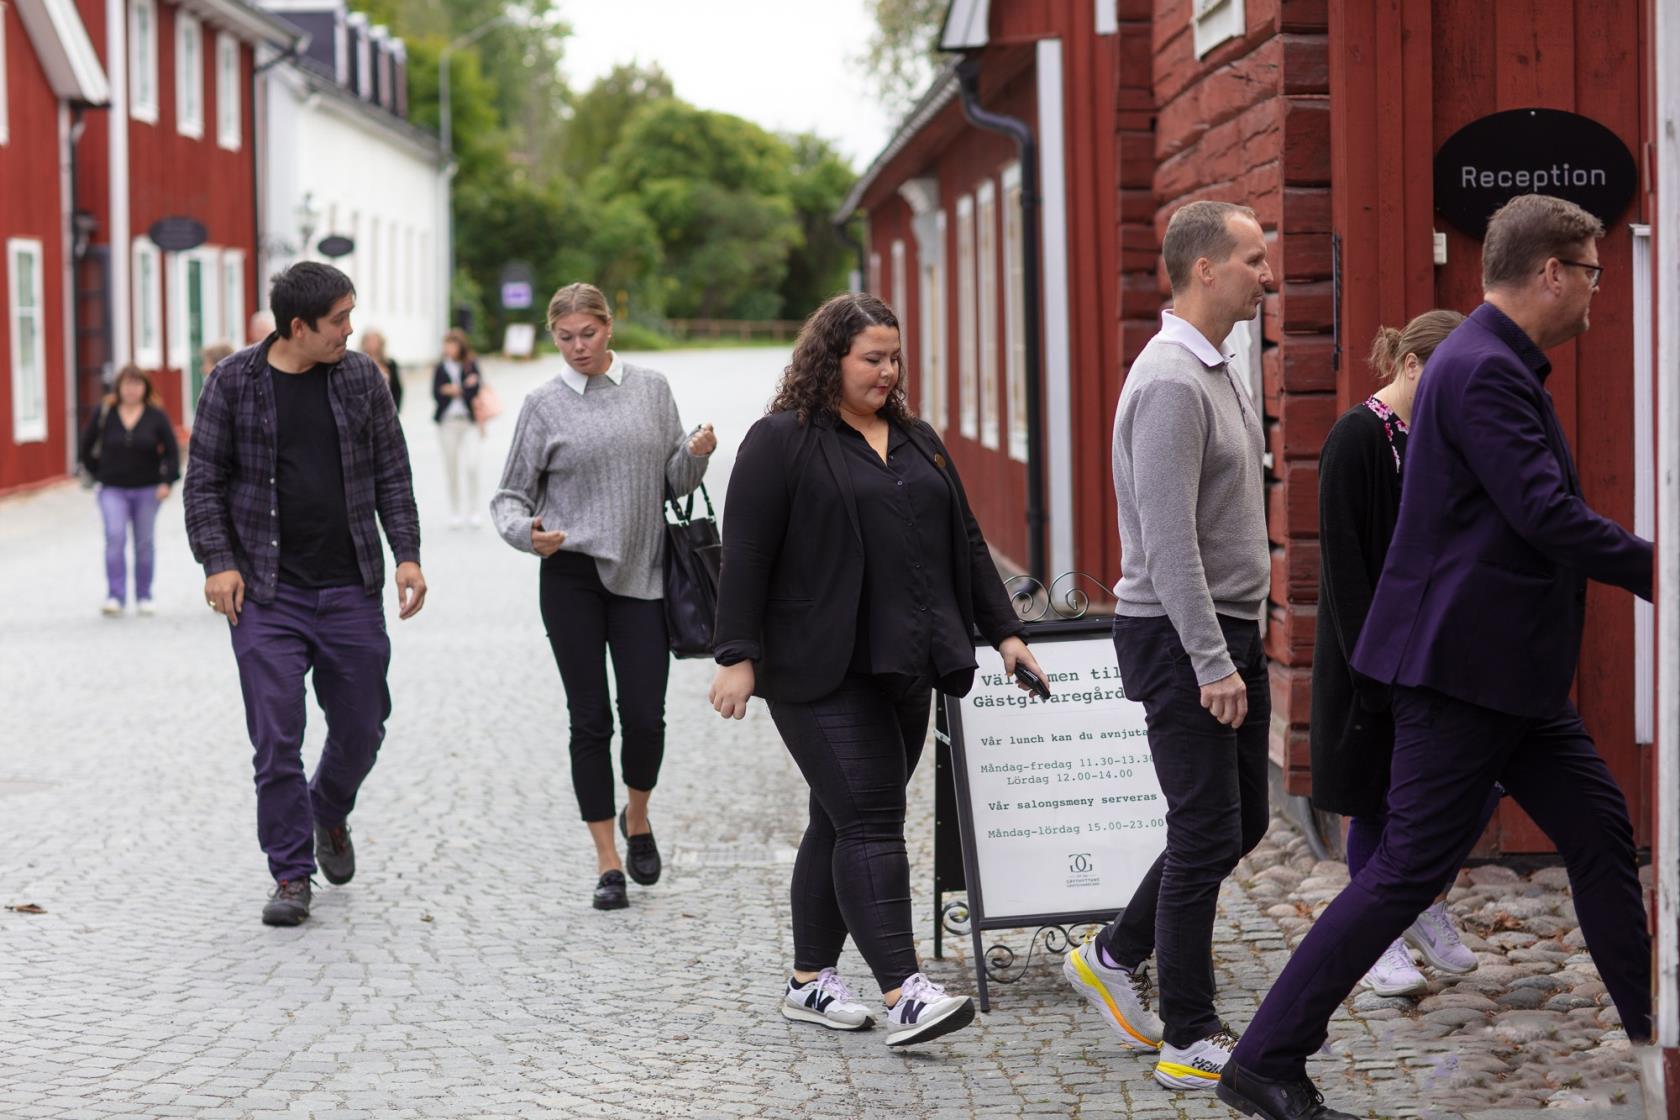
top-left (923, 210), bottom-right (948, 432)
top-left (128, 0), bottom-right (158, 123)
top-left (890, 239), bottom-right (907, 320)
top-left (175, 11), bottom-right (203, 139)
top-left (956, 193), bottom-right (978, 440)
top-left (1, 2), bottom-right (10, 146)
top-left (169, 247), bottom-right (220, 415)
top-left (221, 248), bottom-right (245, 347)
top-left (131, 237), bottom-right (163, 368)
top-left (215, 32), bottom-right (240, 150)
top-left (977, 181), bottom-right (1000, 450)
top-left (7, 238), bottom-right (47, 443)
top-left (1002, 164), bottom-right (1028, 461)
top-left (1192, 0), bottom-right (1245, 58)
top-left (1633, 224), bottom-right (1655, 745)
top-left (368, 215), bottom-right (380, 309)
top-left (868, 251), bottom-right (882, 296)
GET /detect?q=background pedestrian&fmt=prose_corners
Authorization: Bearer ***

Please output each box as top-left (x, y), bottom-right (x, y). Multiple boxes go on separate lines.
top-left (362, 330), bottom-right (403, 413)
top-left (78, 364), bottom-right (179, 616)
top-left (708, 292), bottom-right (1044, 1048)
top-left (432, 329), bottom-right (482, 528)
top-left (491, 281), bottom-right (715, 911)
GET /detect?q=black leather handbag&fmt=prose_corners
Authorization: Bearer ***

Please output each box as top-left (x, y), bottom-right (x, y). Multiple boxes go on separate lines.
top-left (662, 481), bottom-right (723, 658)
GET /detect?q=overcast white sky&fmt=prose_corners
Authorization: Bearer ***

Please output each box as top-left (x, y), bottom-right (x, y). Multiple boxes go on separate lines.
top-left (559, 0), bottom-right (901, 170)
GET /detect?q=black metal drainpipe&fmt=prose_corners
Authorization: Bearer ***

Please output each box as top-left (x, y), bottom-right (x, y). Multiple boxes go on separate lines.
top-left (833, 217), bottom-right (868, 294)
top-left (955, 53), bottom-right (1046, 583)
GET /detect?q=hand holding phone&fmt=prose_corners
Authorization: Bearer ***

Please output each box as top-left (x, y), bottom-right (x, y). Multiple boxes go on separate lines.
top-left (1015, 664), bottom-right (1052, 700)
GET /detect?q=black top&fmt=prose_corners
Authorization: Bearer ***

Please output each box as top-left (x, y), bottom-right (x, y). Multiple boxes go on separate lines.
top-left (1309, 400), bottom-right (1407, 817)
top-left (383, 356), bottom-right (403, 413)
top-left (78, 404), bottom-right (180, 488)
top-left (712, 409), bottom-right (1026, 704)
top-left (431, 359), bottom-right (480, 423)
top-left (837, 420), bottom-right (977, 694)
top-left (271, 364), bottom-right (361, 589)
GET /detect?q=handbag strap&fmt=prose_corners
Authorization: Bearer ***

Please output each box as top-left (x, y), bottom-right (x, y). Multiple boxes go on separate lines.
top-left (665, 480), bottom-right (715, 525)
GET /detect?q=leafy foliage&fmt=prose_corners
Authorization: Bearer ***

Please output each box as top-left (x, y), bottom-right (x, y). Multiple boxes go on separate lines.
top-left (858, 0), bottom-right (949, 116)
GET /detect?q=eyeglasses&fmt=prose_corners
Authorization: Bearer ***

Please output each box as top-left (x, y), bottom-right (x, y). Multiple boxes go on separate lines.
top-left (1557, 259), bottom-right (1603, 289)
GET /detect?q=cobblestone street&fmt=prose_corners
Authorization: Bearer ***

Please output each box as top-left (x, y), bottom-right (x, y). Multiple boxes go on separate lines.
top-left (0, 348), bottom-right (1646, 1119)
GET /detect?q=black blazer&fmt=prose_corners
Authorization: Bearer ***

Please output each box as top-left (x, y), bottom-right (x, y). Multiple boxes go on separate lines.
top-left (431, 359), bottom-right (480, 423)
top-left (713, 409), bottom-right (1025, 703)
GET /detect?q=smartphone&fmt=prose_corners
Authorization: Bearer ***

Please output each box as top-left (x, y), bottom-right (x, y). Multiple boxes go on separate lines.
top-left (1015, 664), bottom-right (1052, 700)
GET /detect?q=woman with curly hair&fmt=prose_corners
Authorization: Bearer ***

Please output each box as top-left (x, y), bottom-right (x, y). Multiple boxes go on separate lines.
top-left (709, 291), bottom-right (1048, 1047)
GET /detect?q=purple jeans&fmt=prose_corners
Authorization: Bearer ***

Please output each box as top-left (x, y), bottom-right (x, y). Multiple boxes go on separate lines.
top-left (98, 485), bottom-right (160, 603)
top-left (228, 583), bottom-right (392, 883)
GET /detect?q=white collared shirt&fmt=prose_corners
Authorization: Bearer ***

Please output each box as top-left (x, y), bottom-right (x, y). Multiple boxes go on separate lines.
top-left (1157, 309), bottom-right (1233, 368)
top-left (559, 351), bottom-right (625, 395)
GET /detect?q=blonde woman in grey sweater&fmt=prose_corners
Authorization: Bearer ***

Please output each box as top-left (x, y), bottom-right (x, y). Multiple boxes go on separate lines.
top-left (491, 282), bottom-right (717, 910)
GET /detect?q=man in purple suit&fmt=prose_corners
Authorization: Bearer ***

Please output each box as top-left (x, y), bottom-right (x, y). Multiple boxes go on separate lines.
top-left (1217, 193), bottom-right (1654, 1120)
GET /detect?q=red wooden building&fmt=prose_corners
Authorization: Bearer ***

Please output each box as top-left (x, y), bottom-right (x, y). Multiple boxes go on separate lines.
top-left (842, 0), bottom-right (1658, 855)
top-left (0, 0), bottom-right (109, 492)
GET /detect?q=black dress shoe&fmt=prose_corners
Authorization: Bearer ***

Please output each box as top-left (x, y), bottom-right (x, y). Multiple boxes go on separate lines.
top-left (1216, 1064), bottom-right (1359, 1120)
top-left (593, 869), bottom-right (629, 910)
top-left (314, 820), bottom-right (355, 885)
top-left (618, 809), bottom-right (661, 886)
top-left (262, 879), bottom-right (312, 926)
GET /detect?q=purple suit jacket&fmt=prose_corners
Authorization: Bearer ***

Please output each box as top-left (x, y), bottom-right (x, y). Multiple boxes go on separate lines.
top-left (1350, 302), bottom-right (1652, 718)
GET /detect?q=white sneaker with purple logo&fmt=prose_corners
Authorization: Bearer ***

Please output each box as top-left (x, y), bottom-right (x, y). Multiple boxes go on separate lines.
top-left (1405, 902), bottom-right (1479, 974)
top-left (1361, 938), bottom-right (1428, 996)
top-left (883, 972), bottom-right (975, 1047)
top-left (781, 968), bottom-right (873, 1031)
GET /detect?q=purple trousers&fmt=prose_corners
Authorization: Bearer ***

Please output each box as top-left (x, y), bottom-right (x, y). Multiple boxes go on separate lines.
top-left (98, 485), bottom-right (160, 603)
top-left (229, 583), bottom-right (391, 883)
top-left (1233, 686), bottom-right (1651, 1080)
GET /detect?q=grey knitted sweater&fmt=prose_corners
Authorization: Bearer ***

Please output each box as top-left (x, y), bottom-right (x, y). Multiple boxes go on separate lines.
top-left (490, 362), bottom-right (708, 600)
top-left (1111, 330), bottom-right (1269, 685)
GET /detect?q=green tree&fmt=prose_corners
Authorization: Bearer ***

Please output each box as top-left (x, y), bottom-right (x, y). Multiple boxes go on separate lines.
top-left (559, 63), bottom-right (674, 183)
top-left (779, 133), bottom-right (858, 319)
top-left (858, 0), bottom-right (949, 115)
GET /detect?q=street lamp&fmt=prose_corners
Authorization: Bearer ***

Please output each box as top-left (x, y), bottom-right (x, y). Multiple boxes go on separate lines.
top-left (294, 191), bottom-right (322, 259)
top-left (438, 12), bottom-right (514, 162)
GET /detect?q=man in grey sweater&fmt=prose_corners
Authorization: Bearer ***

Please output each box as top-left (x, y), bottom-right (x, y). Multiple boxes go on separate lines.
top-left (1062, 201), bottom-right (1273, 1090)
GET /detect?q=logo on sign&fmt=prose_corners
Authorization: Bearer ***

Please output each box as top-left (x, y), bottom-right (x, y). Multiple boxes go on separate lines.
top-left (1068, 853), bottom-right (1093, 874)
top-left (501, 281), bottom-right (533, 310)
top-left (1065, 851), bottom-right (1100, 889)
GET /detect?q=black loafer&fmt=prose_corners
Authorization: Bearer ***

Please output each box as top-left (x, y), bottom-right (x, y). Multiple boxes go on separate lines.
top-left (593, 869), bottom-right (629, 910)
top-left (1216, 1064), bottom-right (1358, 1120)
top-left (618, 809), bottom-right (662, 886)
top-left (314, 820), bottom-right (355, 885)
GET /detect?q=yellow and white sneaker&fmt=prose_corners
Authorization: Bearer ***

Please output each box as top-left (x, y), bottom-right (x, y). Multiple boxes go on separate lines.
top-left (1155, 1027), bottom-right (1237, 1090)
top-left (1062, 938), bottom-right (1163, 1051)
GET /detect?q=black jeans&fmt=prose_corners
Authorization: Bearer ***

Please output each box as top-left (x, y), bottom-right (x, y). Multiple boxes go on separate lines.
top-left (768, 673), bottom-right (931, 992)
top-left (539, 551), bottom-right (670, 822)
top-left (1097, 613), bottom-right (1270, 1047)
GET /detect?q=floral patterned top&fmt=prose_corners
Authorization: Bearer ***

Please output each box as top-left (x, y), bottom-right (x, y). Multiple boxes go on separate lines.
top-left (1363, 395), bottom-right (1408, 476)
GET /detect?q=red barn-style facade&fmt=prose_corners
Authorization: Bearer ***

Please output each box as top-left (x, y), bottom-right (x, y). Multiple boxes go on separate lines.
top-left (843, 0), bottom-right (1658, 856)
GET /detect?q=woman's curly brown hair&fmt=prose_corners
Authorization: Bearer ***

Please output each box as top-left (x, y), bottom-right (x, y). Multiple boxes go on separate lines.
top-left (769, 293), bottom-right (911, 424)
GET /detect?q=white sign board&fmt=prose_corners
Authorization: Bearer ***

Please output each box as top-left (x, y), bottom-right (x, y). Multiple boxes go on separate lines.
top-left (502, 323), bottom-right (536, 359)
top-left (949, 633), bottom-right (1167, 922)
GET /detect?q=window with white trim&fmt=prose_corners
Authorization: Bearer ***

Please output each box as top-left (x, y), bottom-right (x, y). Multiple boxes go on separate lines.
top-left (8, 239), bottom-right (46, 443)
top-left (868, 251), bottom-right (881, 296)
top-left (175, 12), bottom-right (203, 138)
top-left (131, 238), bottom-right (163, 368)
top-left (129, 0), bottom-right (158, 123)
top-left (1, 2), bottom-right (10, 146)
top-left (1002, 164), bottom-right (1028, 461)
top-left (368, 216), bottom-right (380, 309)
top-left (977, 181), bottom-right (999, 450)
top-left (922, 210), bottom-right (947, 431)
top-left (222, 249), bottom-right (245, 346)
top-left (956, 194), bottom-right (977, 440)
top-left (890, 240), bottom-right (907, 322)
top-left (215, 32), bottom-right (240, 150)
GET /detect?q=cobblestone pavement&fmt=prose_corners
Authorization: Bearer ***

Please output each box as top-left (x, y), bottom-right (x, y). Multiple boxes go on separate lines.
top-left (0, 349), bottom-right (1644, 1119)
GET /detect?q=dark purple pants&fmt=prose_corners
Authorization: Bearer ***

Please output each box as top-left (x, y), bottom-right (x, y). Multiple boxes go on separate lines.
top-left (229, 583), bottom-right (391, 883)
top-left (1233, 686), bottom-right (1651, 1080)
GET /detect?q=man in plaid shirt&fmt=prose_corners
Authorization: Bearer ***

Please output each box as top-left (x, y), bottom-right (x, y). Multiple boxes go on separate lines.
top-left (185, 262), bottom-right (427, 926)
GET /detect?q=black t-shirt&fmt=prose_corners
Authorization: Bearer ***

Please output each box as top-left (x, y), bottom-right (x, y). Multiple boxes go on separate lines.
top-left (271, 364), bottom-right (360, 588)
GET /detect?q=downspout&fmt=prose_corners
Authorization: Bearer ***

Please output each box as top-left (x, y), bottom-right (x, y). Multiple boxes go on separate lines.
top-left (955, 53), bottom-right (1046, 583)
top-left (834, 217), bottom-right (867, 294)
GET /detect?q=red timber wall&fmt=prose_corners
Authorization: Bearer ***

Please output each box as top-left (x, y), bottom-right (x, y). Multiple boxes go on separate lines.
top-left (1115, 0), bottom-right (1332, 792)
top-left (0, 6), bottom-right (71, 492)
top-left (1331, 0), bottom-right (1651, 851)
top-left (125, 0), bottom-right (256, 424)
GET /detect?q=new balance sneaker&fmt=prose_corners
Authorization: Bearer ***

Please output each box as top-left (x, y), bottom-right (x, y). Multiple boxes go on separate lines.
top-left (261, 879), bottom-right (311, 926)
top-left (883, 973), bottom-right (975, 1047)
top-left (1062, 938), bottom-right (1163, 1050)
top-left (1361, 938), bottom-right (1427, 996)
top-left (1155, 1027), bottom-right (1237, 1090)
top-left (1405, 902), bottom-right (1478, 974)
top-left (782, 968), bottom-right (874, 1031)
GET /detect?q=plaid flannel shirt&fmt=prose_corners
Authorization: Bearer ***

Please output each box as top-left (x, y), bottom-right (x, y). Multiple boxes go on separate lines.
top-left (183, 335), bottom-right (421, 603)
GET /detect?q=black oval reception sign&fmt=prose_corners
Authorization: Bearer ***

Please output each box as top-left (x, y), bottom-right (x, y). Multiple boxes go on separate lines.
top-left (147, 217), bottom-right (209, 253)
top-left (1433, 108), bottom-right (1637, 239)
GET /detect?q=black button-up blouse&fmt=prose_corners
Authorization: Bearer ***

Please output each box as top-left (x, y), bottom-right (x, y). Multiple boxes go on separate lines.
top-left (835, 419), bottom-right (978, 694)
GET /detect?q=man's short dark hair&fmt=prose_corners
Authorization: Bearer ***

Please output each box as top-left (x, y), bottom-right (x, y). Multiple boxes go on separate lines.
top-left (270, 262), bottom-right (356, 338)
top-left (1482, 194), bottom-right (1604, 290)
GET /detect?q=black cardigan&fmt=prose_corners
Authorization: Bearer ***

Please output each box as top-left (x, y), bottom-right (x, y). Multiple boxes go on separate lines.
top-left (712, 409), bottom-right (1026, 703)
top-left (78, 404), bottom-right (180, 488)
top-left (431, 359), bottom-right (480, 423)
top-left (1309, 404), bottom-right (1405, 817)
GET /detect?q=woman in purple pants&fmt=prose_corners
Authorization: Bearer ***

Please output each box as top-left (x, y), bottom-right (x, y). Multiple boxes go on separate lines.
top-left (78, 364), bottom-right (179, 616)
